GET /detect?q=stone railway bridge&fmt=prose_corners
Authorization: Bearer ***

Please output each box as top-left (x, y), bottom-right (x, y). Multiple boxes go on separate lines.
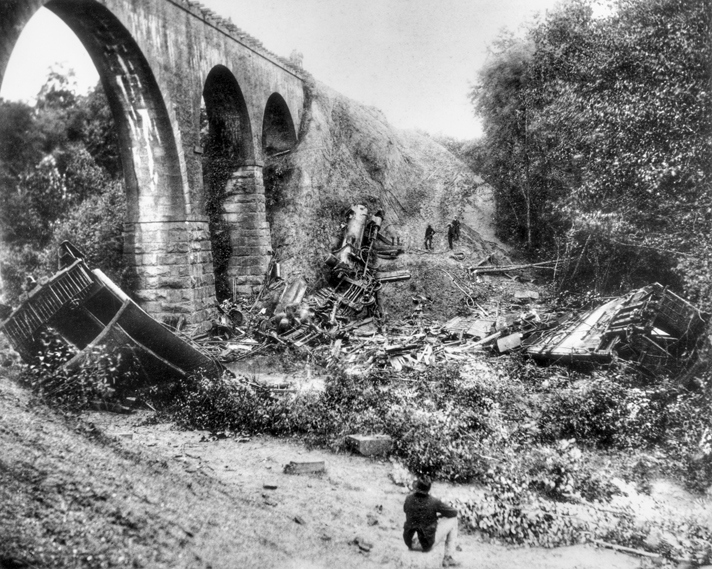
top-left (0, 0), bottom-right (306, 324)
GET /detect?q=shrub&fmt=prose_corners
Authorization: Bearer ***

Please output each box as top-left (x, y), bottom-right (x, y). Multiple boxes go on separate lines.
top-left (24, 329), bottom-right (139, 410)
top-left (457, 467), bottom-right (585, 548)
top-left (172, 372), bottom-right (281, 434)
top-left (525, 440), bottom-right (620, 503)
top-left (167, 363), bottom-right (501, 481)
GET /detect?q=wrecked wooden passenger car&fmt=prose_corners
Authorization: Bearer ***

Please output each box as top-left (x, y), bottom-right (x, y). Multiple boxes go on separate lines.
top-left (526, 283), bottom-right (708, 374)
top-left (0, 244), bottom-right (219, 381)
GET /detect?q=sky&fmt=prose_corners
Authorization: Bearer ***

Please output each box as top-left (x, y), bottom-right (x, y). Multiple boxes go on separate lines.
top-left (0, 0), bottom-right (565, 139)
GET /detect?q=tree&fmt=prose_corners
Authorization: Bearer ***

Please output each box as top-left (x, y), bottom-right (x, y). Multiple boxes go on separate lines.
top-left (472, 0), bottom-right (712, 303)
top-left (0, 70), bottom-right (125, 300)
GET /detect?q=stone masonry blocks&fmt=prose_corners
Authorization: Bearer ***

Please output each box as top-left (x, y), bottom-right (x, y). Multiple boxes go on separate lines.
top-left (124, 219), bottom-right (217, 325)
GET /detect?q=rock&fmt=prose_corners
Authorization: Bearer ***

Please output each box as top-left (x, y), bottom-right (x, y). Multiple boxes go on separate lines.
top-left (347, 434), bottom-right (392, 457)
top-left (294, 515), bottom-right (306, 525)
top-left (263, 483), bottom-right (278, 490)
top-left (497, 332), bottom-right (522, 353)
top-left (514, 290), bottom-right (540, 301)
top-left (353, 537), bottom-right (373, 552)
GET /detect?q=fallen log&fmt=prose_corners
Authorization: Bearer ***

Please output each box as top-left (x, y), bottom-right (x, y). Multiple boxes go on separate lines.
top-left (472, 331), bottom-right (502, 346)
top-left (590, 539), bottom-right (660, 560)
top-left (283, 461), bottom-right (326, 474)
top-left (470, 260), bottom-right (560, 274)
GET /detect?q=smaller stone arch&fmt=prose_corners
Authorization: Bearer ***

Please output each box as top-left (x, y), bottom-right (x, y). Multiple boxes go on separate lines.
top-left (202, 66), bottom-right (270, 300)
top-left (203, 65), bottom-right (255, 165)
top-left (262, 92), bottom-right (297, 157)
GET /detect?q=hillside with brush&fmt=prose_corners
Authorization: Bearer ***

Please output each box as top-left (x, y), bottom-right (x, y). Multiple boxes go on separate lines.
top-left (262, 81), bottom-right (507, 288)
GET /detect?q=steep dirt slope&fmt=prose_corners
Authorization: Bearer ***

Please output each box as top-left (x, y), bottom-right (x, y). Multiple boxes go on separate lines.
top-left (264, 81), bottom-right (506, 288)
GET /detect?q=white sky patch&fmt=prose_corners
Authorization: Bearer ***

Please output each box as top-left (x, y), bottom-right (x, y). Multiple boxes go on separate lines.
top-left (590, 1), bottom-right (615, 19)
top-left (0, 0), bottom-right (564, 139)
top-left (0, 8), bottom-right (99, 104)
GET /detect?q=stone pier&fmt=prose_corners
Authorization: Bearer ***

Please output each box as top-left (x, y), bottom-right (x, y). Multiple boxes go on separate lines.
top-left (221, 165), bottom-right (273, 295)
top-left (123, 220), bottom-right (216, 325)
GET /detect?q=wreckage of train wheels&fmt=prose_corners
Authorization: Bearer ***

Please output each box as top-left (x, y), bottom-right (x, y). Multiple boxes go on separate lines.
top-left (0, 243), bottom-right (219, 381)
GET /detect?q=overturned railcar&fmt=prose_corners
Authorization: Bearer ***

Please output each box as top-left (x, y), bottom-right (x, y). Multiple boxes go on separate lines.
top-left (526, 283), bottom-right (708, 374)
top-left (0, 249), bottom-right (219, 381)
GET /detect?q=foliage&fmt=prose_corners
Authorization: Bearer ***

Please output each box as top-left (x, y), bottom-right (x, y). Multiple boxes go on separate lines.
top-left (0, 72), bottom-right (123, 301)
top-left (471, 0), bottom-right (712, 301)
top-left (537, 373), bottom-right (712, 464)
top-left (172, 371), bottom-right (280, 434)
top-left (23, 330), bottom-right (139, 411)
top-left (47, 179), bottom-right (127, 285)
top-left (457, 469), bottom-right (585, 547)
top-left (458, 459), bottom-right (711, 561)
top-left (526, 439), bottom-right (620, 502)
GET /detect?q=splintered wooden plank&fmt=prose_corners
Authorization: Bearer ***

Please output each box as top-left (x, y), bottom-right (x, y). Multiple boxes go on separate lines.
top-left (515, 290), bottom-right (540, 301)
top-left (497, 332), bottom-right (522, 353)
top-left (465, 320), bottom-right (495, 339)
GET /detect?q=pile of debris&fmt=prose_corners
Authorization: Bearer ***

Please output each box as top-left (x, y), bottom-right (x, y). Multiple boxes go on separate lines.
top-left (193, 201), bottom-right (709, 377)
top-left (526, 283), bottom-right (709, 375)
top-left (194, 205), bottom-right (412, 367)
top-left (1, 207), bottom-right (708, 388)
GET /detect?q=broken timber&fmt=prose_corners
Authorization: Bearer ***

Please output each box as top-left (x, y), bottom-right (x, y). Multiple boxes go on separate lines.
top-left (283, 461), bottom-right (326, 474)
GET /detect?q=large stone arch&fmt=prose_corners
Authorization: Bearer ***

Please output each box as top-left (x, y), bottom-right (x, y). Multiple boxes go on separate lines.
top-left (0, 0), bottom-right (308, 322)
top-left (0, 0), bottom-right (215, 324)
top-left (0, 1), bottom-right (187, 223)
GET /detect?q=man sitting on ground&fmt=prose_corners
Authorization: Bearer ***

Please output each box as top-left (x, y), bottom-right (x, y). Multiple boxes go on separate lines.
top-left (403, 476), bottom-right (460, 567)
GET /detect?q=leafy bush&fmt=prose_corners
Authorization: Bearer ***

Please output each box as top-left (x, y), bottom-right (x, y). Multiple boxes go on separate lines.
top-left (537, 375), bottom-right (674, 448)
top-left (23, 330), bottom-right (139, 411)
top-left (457, 467), bottom-right (584, 547)
top-left (41, 179), bottom-right (127, 290)
top-left (526, 439), bottom-right (619, 503)
top-left (172, 372), bottom-right (281, 434)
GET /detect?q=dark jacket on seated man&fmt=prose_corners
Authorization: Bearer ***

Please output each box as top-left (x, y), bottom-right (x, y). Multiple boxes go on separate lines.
top-left (403, 479), bottom-right (458, 551)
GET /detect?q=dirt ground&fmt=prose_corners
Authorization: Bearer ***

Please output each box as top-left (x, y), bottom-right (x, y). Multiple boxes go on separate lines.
top-left (0, 371), bottom-right (654, 569)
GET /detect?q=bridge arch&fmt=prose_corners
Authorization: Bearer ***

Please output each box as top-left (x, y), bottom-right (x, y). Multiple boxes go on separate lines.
top-left (0, 0), bottom-right (306, 323)
top-left (201, 65), bottom-right (257, 300)
top-left (262, 92), bottom-right (297, 158)
top-left (0, 1), bottom-right (211, 324)
top-left (202, 65), bottom-right (255, 165)
top-left (0, 1), bottom-right (188, 224)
